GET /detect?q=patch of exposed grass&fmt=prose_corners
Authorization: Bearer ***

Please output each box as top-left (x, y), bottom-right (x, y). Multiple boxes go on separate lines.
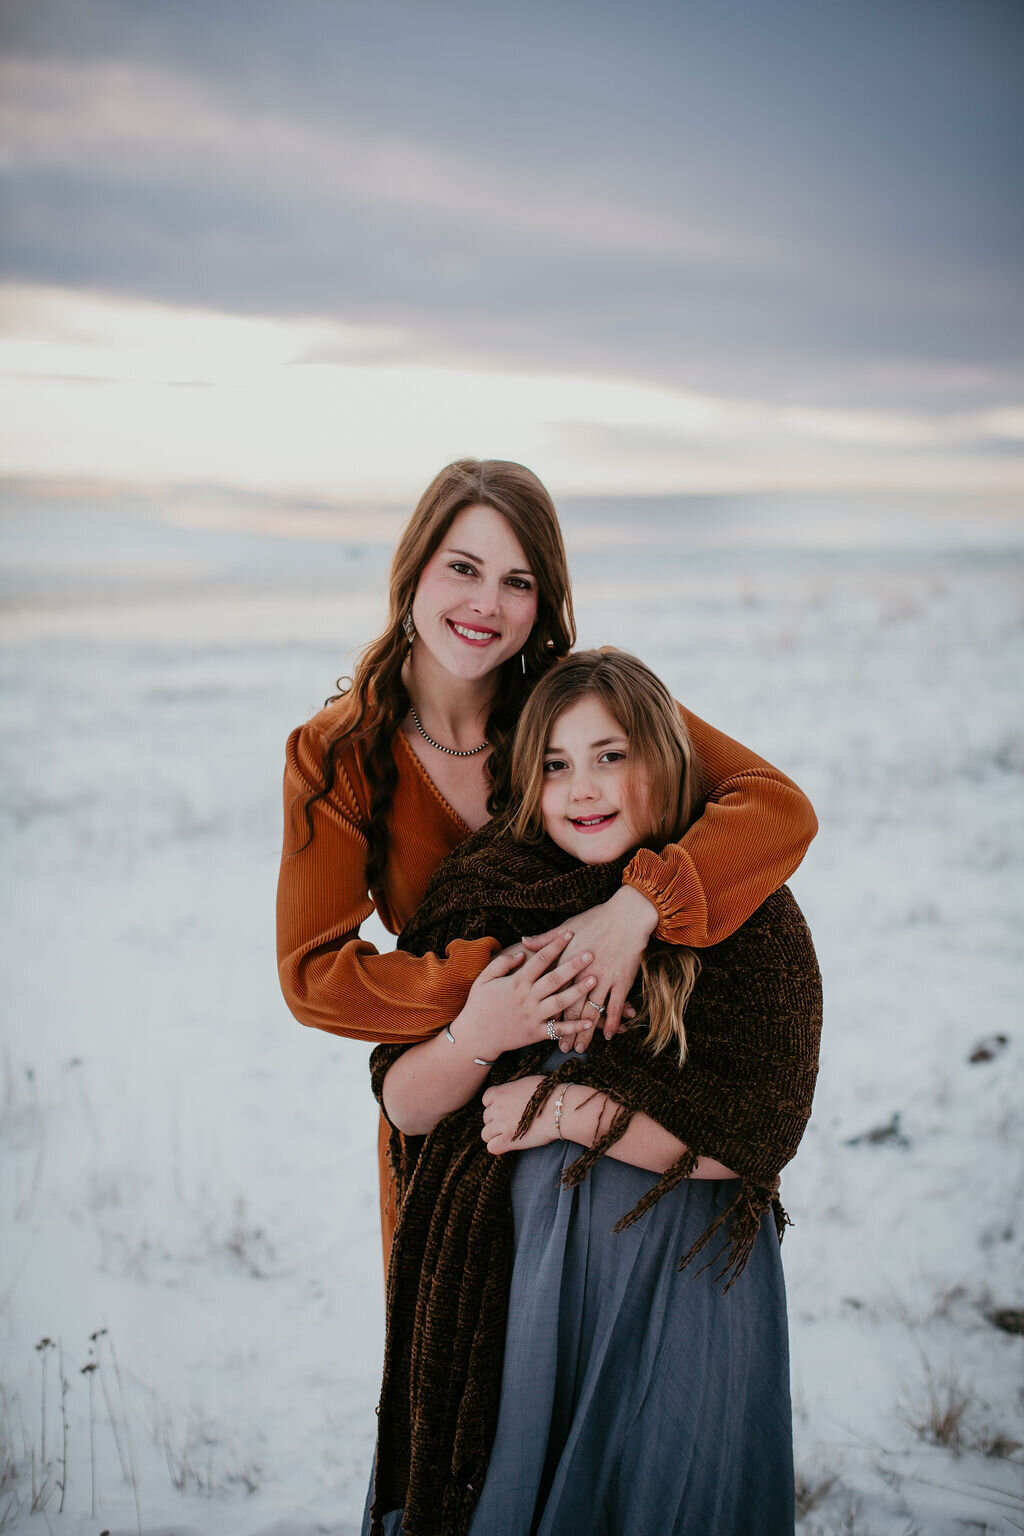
top-left (795, 1467), bottom-right (838, 1518)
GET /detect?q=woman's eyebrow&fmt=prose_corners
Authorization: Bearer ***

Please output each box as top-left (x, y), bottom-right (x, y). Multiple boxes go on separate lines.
top-left (445, 546), bottom-right (533, 575)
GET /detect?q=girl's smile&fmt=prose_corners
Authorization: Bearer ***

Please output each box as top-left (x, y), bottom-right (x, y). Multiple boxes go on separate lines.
top-left (567, 811), bottom-right (619, 831)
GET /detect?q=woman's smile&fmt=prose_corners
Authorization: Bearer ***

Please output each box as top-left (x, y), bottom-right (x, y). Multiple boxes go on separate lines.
top-left (447, 618), bottom-right (502, 646)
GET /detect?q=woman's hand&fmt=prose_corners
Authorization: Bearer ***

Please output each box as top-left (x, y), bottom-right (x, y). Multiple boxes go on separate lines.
top-left (382, 936), bottom-right (596, 1136)
top-left (481, 1076), bottom-right (553, 1154)
top-left (520, 886), bottom-right (658, 1039)
top-left (455, 933), bottom-right (598, 1058)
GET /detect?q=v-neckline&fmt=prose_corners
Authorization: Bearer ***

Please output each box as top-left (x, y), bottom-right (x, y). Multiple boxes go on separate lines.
top-left (394, 725), bottom-right (474, 837)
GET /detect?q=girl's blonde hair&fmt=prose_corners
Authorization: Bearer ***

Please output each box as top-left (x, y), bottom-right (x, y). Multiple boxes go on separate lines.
top-left (509, 649), bottom-right (706, 1063)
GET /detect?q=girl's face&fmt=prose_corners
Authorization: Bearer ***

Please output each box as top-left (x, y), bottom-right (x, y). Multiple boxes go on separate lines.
top-left (410, 504), bottom-right (539, 684)
top-left (540, 695), bottom-right (652, 865)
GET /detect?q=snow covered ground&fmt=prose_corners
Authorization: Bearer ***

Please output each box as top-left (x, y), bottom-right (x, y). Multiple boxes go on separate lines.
top-left (1, 487), bottom-right (1022, 1534)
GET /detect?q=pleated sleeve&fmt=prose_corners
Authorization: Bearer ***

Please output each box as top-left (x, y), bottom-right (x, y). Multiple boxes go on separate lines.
top-left (623, 705), bottom-right (817, 947)
top-left (276, 714), bottom-right (498, 1044)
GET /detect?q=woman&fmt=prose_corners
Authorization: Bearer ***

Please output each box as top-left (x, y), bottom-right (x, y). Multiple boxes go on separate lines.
top-left (276, 458), bottom-right (817, 1263)
top-left (366, 651), bottom-right (822, 1536)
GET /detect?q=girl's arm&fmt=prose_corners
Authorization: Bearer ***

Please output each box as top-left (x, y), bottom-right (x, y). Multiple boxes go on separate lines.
top-left (481, 1076), bottom-right (737, 1179)
top-left (525, 702), bottom-right (818, 1034)
top-left (276, 717), bottom-right (498, 1044)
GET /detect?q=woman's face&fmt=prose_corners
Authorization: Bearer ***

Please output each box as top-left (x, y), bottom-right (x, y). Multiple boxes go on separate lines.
top-left (410, 504), bottom-right (539, 684)
top-left (539, 695), bottom-right (652, 865)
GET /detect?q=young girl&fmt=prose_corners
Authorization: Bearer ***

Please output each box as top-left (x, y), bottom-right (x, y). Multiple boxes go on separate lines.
top-left (367, 651), bottom-right (822, 1536)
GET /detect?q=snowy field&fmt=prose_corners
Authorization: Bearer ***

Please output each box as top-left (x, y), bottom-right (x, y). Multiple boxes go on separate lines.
top-left (1, 487), bottom-right (1022, 1535)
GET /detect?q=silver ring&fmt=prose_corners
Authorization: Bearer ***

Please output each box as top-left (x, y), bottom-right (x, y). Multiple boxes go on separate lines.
top-left (545, 1018), bottom-right (559, 1042)
top-left (585, 998), bottom-right (606, 1015)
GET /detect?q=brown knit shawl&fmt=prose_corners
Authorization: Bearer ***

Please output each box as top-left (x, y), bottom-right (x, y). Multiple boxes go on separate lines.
top-left (368, 820), bottom-right (822, 1536)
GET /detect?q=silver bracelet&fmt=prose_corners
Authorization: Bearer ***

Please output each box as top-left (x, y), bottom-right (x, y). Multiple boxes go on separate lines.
top-left (444, 1023), bottom-right (495, 1068)
top-left (553, 1085), bottom-right (569, 1141)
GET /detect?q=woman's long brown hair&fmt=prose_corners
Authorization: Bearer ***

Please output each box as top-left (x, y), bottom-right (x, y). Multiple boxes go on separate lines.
top-left (509, 649), bottom-right (707, 1062)
top-left (301, 459), bottom-right (575, 897)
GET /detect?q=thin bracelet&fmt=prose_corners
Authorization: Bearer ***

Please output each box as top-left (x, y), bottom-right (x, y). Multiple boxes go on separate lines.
top-left (444, 1024), bottom-right (495, 1068)
top-left (553, 1085), bottom-right (569, 1140)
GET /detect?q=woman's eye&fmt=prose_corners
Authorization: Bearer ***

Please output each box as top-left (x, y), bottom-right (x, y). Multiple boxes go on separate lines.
top-left (449, 561), bottom-right (476, 576)
top-left (506, 577), bottom-right (534, 592)
top-left (599, 751), bottom-right (627, 764)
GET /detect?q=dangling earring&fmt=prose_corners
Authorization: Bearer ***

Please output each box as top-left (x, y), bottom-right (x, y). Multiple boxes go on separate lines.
top-left (402, 609), bottom-right (416, 644)
top-left (520, 652), bottom-right (527, 676)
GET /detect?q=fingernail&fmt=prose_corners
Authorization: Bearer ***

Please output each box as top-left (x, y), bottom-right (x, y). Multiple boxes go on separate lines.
top-left (584, 977), bottom-right (596, 989)
top-left (579, 952), bottom-right (592, 964)
top-left (582, 1020), bottom-right (593, 1030)
top-left (561, 930), bottom-right (573, 940)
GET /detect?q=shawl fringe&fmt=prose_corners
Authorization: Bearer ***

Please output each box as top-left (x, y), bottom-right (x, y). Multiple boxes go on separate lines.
top-left (673, 1180), bottom-right (789, 1291)
top-left (611, 1144), bottom-right (702, 1232)
top-left (560, 1096), bottom-right (635, 1187)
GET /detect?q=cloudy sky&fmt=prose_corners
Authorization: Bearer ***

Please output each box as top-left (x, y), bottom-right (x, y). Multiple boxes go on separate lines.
top-left (1, 0), bottom-right (1021, 501)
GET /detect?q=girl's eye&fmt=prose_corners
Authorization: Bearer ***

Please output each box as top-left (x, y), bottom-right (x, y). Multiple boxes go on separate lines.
top-left (599, 751), bottom-right (627, 764)
top-left (543, 759), bottom-right (567, 774)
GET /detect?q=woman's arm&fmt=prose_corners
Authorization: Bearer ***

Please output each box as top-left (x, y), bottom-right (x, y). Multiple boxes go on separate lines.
top-left (480, 1076), bottom-right (737, 1178)
top-left (526, 702), bottom-right (818, 1032)
top-left (276, 717), bottom-right (498, 1044)
top-left (625, 702), bottom-right (817, 946)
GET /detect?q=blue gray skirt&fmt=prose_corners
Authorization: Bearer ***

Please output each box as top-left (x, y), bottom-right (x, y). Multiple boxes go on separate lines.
top-left (366, 1078), bottom-right (794, 1535)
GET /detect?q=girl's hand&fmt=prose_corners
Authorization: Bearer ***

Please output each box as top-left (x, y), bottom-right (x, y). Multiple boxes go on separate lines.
top-left (456, 933), bottom-right (598, 1058)
top-left (520, 886), bottom-right (657, 1039)
top-left (481, 1076), bottom-right (553, 1154)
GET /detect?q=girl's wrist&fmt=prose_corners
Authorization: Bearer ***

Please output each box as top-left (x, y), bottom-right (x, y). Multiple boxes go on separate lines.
top-left (552, 1083), bottom-right (569, 1141)
top-left (558, 1084), bottom-right (608, 1147)
top-left (556, 1083), bottom-right (582, 1143)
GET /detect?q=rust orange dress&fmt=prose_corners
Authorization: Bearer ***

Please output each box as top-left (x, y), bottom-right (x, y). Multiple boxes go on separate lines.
top-left (276, 692), bottom-right (817, 1264)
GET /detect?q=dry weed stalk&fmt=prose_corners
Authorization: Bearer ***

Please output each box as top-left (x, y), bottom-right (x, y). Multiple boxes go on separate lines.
top-left (81, 1358), bottom-right (97, 1517)
top-left (33, 1337), bottom-right (53, 1471)
top-left (919, 1371), bottom-right (971, 1453)
top-left (104, 1326), bottom-right (142, 1536)
top-left (29, 1447), bottom-right (54, 1514)
top-left (90, 1329), bottom-right (129, 1483)
top-left (0, 1381), bottom-right (28, 1529)
top-left (898, 1323), bottom-right (976, 1457)
top-left (57, 1337), bottom-right (68, 1513)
